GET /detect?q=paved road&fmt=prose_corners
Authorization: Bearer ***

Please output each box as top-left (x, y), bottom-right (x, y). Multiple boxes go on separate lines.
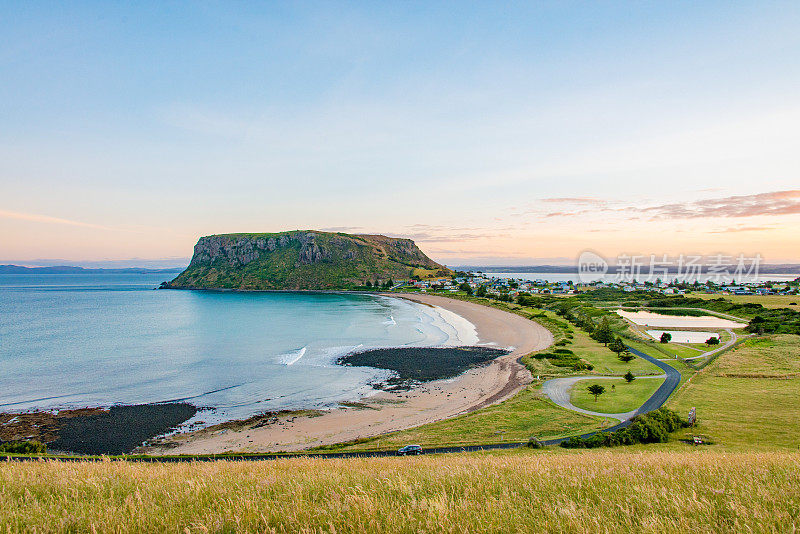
top-left (625, 345), bottom-right (682, 414)
top-left (542, 344), bottom-right (682, 422)
top-left (682, 328), bottom-right (740, 360)
top-left (542, 374), bottom-right (667, 421)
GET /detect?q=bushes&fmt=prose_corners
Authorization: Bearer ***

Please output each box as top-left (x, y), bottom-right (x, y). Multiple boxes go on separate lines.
top-left (559, 408), bottom-right (689, 449)
top-left (526, 437), bottom-right (544, 449)
top-left (0, 440), bottom-right (47, 454)
top-left (531, 349), bottom-right (594, 371)
top-left (517, 295), bottom-right (543, 308)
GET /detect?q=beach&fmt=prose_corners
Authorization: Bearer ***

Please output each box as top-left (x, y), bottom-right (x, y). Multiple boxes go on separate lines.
top-left (149, 294), bottom-right (553, 454)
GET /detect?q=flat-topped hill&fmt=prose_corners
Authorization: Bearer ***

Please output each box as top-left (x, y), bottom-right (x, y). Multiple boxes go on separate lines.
top-left (166, 231), bottom-right (451, 290)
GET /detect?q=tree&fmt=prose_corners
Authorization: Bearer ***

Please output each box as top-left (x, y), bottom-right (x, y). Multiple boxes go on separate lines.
top-left (608, 337), bottom-right (626, 356)
top-left (618, 350), bottom-right (635, 364)
top-left (592, 317), bottom-right (614, 346)
top-left (366, 280), bottom-right (373, 288)
top-left (476, 285), bottom-right (488, 297)
top-left (587, 384), bottom-right (606, 402)
top-left (660, 332), bottom-right (672, 344)
top-left (458, 282), bottom-right (473, 295)
top-left (706, 336), bottom-right (720, 345)
top-left (624, 370), bottom-right (635, 383)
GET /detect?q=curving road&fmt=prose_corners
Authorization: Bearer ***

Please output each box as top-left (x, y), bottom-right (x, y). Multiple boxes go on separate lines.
top-left (682, 328), bottom-right (740, 360)
top-left (542, 374), bottom-right (667, 421)
top-left (542, 344), bottom-right (681, 421)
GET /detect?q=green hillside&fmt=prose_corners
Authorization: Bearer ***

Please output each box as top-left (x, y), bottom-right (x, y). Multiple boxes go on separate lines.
top-left (166, 231), bottom-right (451, 290)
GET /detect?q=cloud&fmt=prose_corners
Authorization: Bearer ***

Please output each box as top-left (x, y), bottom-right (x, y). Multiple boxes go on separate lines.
top-left (521, 190), bottom-right (800, 222)
top-left (638, 190), bottom-right (800, 219)
top-left (389, 224), bottom-right (514, 243)
top-left (400, 232), bottom-right (502, 242)
top-left (539, 197), bottom-right (607, 206)
top-left (707, 226), bottom-right (774, 234)
top-left (0, 209), bottom-right (113, 230)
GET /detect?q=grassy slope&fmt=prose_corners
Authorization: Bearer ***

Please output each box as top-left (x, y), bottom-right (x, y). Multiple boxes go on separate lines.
top-left (570, 377), bottom-right (664, 413)
top-left (318, 386), bottom-right (604, 451)
top-left (667, 334), bottom-right (800, 450)
top-left (2, 452), bottom-right (798, 533)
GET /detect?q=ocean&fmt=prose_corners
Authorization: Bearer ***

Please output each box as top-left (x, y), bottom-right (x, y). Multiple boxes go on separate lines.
top-left (0, 274), bottom-right (477, 426)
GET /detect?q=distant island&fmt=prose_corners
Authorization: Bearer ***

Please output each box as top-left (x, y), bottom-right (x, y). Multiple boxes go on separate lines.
top-left (165, 231), bottom-right (452, 290)
top-left (0, 265), bottom-right (182, 275)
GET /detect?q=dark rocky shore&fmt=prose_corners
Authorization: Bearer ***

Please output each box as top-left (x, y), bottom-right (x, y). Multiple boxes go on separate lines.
top-left (338, 346), bottom-right (509, 387)
top-left (0, 403), bottom-right (196, 455)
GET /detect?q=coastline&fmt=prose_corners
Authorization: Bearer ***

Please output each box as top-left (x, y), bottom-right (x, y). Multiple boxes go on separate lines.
top-left (146, 293), bottom-right (553, 455)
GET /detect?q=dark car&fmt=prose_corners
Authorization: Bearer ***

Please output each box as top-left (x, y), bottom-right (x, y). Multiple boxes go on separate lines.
top-left (397, 444), bottom-right (422, 456)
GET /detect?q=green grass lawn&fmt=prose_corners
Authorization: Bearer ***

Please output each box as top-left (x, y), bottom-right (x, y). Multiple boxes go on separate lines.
top-left (315, 386), bottom-right (604, 451)
top-left (653, 342), bottom-right (706, 359)
top-left (570, 377), bottom-right (664, 414)
top-left (688, 292), bottom-right (800, 309)
top-left (667, 334), bottom-right (800, 450)
top-left (568, 327), bottom-right (664, 376)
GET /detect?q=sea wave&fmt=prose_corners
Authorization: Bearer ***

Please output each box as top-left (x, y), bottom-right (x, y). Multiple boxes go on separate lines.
top-left (280, 346), bottom-right (307, 366)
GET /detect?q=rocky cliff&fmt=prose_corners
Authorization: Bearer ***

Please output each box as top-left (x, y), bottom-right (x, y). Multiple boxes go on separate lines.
top-left (166, 231), bottom-right (451, 290)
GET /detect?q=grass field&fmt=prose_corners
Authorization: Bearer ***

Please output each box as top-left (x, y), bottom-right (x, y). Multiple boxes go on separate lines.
top-left (570, 377), bottom-right (664, 414)
top-left (654, 342), bottom-right (706, 359)
top-left (667, 334), bottom-right (800, 450)
top-left (688, 292), bottom-right (800, 309)
top-left (317, 386), bottom-right (603, 451)
top-left (1, 452), bottom-right (798, 533)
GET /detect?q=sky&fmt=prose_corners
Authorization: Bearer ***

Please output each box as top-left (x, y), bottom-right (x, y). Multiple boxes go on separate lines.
top-left (2, 1), bottom-right (800, 267)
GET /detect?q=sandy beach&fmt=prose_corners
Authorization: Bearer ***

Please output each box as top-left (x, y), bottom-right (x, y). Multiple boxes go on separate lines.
top-left (150, 294), bottom-right (553, 454)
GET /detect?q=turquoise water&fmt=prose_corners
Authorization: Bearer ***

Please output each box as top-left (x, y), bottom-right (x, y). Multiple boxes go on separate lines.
top-left (0, 274), bottom-right (476, 425)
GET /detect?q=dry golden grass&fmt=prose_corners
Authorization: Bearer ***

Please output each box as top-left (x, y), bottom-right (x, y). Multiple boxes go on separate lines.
top-left (2, 451), bottom-right (799, 533)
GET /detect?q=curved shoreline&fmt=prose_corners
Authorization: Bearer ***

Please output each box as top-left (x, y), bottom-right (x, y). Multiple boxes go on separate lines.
top-left (150, 293), bottom-right (553, 455)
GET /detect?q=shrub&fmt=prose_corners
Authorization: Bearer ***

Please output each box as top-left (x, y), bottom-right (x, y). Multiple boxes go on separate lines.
top-left (623, 370), bottom-right (635, 383)
top-left (571, 361), bottom-right (594, 371)
top-left (559, 408), bottom-right (688, 449)
top-left (526, 437), bottom-right (544, 449)
top-left (560, 436), bottom-right (587, 449)
top-left (0, 440), bottom-right (47, 454)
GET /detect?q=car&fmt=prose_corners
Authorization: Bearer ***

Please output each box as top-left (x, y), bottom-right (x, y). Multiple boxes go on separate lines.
top-left (397, 444), bottom-right (422, 456)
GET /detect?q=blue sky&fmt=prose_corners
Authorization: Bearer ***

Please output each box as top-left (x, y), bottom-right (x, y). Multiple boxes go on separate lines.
top-left (2, 2), bottom-right (799, 265)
